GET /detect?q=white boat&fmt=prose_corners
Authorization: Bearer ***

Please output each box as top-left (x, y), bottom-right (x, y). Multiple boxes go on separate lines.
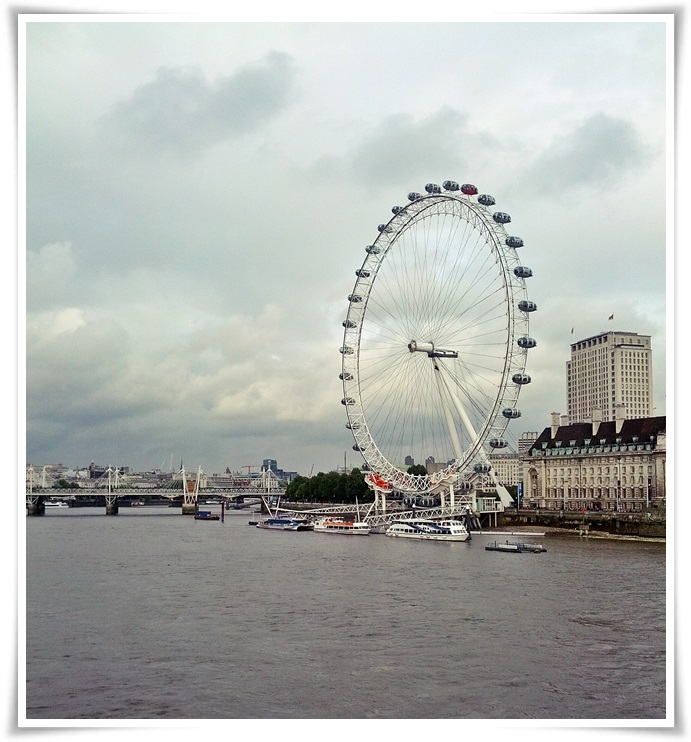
top-left (256, 517), bottom-right (313, 531)
top-left (313, 517), bottom-right (371, 535)
top-left (44, 500), bottom-right (69, 508)
top-left (385, 518), bottom-right (470, 542)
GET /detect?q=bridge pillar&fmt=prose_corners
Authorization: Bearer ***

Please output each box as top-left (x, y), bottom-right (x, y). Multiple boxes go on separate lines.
top-left (105, 497), bottom-right (119, 515)
top-left (26, 496), bottom-right (45, 516)
top-left (182, 502), bottom-right (196, 516)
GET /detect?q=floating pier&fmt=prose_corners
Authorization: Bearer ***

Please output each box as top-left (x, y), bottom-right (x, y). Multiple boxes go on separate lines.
top-left (485, 540), bottom-right (547, 553)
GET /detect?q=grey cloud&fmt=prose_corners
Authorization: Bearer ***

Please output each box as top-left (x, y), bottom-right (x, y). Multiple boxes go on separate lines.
top-left (525, 113), bottom-right (651, 193)
top-left (102, 51), bottom-right (298, 155)
top-left (347, 108), bottom-right (477, 184)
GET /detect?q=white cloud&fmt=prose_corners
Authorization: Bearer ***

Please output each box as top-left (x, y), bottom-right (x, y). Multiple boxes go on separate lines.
top-left (26, 242), bottom-right (78, 310)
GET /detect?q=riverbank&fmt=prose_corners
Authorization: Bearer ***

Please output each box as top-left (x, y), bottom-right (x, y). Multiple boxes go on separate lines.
top-left (497, 509), bottom-right (666, 540)
top-left (485, 523), bottom-right (665, 543)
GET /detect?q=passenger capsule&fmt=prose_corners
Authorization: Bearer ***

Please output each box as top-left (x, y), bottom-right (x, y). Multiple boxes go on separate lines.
top-left (378, 224), bottom-right (393, 233)
top-left (392, 205), bottom-right (404, 214)
top-left (493, 212), bottom-right (511, 224)
top-left (425, 183), bottom-right (441, 194)
top-left (348, 294), bottom-right (363, 303)
top-left (512, 373), bottom-right (532, 385)
top-left (339, 372), bottom-right (353, 381)
top-left (461, 183), bottom-right (478, 195)
top-left (408, 192), bottom-right (423, 201)
top-left (345, 421), bottom-right (360, 429)
top-left (341, 397), bottom-right (356, 406)
top-left (474, 463), bottom-right (491, 474)
top-left (505, 236), bottom-right (524, 248)
top-left (342, 319), bottom-right (356, 328)
top-left (517, 336), bottom-right (537, 349)
top-left (352, 444), bottom-right (362, 451)
top-left (365, 245), bottom-right (381, 254)
top-left (477, 194), bottom-right (496, 206)
top-left (355, 269), bottom-right (371, 278)
top-left (443, 180), bottom-right (460, 191)
top-left (518, 300), bottom-right (538, 312)
top-left (502, 407), bottom-right (522, 419)
top-left (513, 266), bottom-right (533, 278)
top-left (340, 346), bottom-right (354, 355)
top-left (489, 438), bottom-right (508, 449)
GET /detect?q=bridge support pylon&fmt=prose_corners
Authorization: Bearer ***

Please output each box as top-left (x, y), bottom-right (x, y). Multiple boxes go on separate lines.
top-left (105, 496), bottom-right (119, 515)
top-left (26, 496), bottom-right (45, 516)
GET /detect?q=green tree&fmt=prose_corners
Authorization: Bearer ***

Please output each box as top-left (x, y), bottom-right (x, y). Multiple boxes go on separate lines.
top-left (284, 469), bottom-right (372, 503)
top-left (55, 478), bottom-right (80, 489)
top-left (407, 464), bottom-right (427, 476)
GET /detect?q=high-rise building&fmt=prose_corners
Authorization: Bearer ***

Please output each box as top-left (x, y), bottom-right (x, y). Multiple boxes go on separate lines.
top-left (262, 459), bottom-right (278, 472)
top-left (566, 331), bottom-right (652, 424)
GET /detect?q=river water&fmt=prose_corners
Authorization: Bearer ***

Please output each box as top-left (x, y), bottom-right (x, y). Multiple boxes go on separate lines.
top-left (23, 506), bottom-right (668, 724)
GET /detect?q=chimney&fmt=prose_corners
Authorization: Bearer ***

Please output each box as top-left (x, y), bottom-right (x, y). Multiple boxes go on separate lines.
top-left (615, 403), bottom-right (626, 435)
top-left (592, 407), bottom-right (602, 437)
top-left (551, 412), bottom-right (560, 439)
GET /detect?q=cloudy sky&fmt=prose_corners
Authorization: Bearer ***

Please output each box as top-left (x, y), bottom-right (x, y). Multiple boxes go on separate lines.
top-left (20, 11), bottom-right (672, 478)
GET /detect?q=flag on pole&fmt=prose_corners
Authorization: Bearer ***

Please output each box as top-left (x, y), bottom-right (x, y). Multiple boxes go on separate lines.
top-left (608, 314), bottom-right (614, 320)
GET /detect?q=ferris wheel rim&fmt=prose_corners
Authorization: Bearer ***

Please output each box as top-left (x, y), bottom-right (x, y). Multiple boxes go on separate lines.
top-left (340, 184), bottom-right (534, 493)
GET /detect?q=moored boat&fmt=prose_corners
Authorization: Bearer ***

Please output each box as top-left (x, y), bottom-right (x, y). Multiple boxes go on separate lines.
top-left (313, 517), bottom-right (371, 535)
top-left (256, 517), bottom-right (313, 531)
top-left (194, 510), bottom-right (220, 521)
top-left (385, 518), bottom-right (470, 542)
top-left (44, 500), bottom-right (69, 508)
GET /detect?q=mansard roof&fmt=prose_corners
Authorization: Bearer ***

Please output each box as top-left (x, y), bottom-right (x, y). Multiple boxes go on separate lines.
top-left (529, 415), bottom-right (666, 453)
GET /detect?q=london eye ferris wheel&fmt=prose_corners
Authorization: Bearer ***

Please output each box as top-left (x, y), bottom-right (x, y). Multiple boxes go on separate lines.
top-left (340, 181), bottom-right (537, 495)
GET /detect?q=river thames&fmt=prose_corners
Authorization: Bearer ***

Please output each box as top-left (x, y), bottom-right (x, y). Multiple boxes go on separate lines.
top-left (22, 505), bottom-right (669, 727)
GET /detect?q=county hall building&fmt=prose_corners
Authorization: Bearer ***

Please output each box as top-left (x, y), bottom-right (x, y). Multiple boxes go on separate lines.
top-left (519, 330), bottom-right (665, 512)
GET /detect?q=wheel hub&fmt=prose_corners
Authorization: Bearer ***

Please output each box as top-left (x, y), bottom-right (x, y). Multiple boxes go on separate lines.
top-left (408, 340), bottom-right (458, 359)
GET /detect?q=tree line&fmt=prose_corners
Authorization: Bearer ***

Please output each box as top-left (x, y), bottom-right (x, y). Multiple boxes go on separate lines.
top-left (283, 469), bottom-right (373, 503)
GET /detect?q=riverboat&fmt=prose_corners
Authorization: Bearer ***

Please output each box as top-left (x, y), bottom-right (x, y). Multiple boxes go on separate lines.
top-left (256, 517), bottom-right (313, 531)
top-left (44, 500), bottom-right (69, 508)
top-left (194, 511), bottom-right (220, 521)
top-left (313, 517), bottom-right (371, 535)
top-left (485, 540), bottom-right (547, 553)
top-left (385, 518), bottom-right (470, 542)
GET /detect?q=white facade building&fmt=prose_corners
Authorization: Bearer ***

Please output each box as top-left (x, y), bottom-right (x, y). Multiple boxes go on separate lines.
top-left (522, 412), bottom-right (665, 512)
top-left (566, 331), bottom-right (652, 424)
top-left (488, 451), bottom-right (519, 486)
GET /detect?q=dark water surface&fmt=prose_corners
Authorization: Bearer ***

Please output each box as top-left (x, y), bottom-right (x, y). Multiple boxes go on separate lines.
top-left (24, 507), bottom-right (667, 721)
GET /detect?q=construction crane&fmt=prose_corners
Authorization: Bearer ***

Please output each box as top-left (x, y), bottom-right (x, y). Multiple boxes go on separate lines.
top-left (241, 465), bottom-right (258, 474)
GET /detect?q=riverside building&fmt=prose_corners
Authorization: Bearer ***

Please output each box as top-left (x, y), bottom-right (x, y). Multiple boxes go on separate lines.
top-left (567, 331), bottom-right (652, 423)
top-left (523, 410), bottom-right (666, 512)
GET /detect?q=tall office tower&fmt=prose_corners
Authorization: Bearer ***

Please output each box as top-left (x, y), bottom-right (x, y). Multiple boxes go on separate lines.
top-left (566, 331), bottom-right (653, 423)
